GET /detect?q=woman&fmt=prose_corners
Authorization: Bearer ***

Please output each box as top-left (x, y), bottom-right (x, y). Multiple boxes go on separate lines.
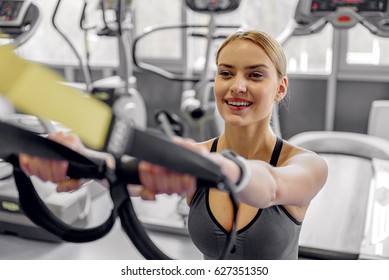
top-left (138, 30), bottom-right (327, 259)
top-left (19, 30), bottom-right (327, 259)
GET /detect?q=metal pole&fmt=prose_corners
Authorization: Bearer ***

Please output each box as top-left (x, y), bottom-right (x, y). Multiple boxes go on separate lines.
top-left (325, 28), bottom-right (342, 131)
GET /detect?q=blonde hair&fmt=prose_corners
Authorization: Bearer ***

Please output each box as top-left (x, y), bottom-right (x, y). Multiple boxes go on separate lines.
top-left (215, 30), bottom-right (287, 80)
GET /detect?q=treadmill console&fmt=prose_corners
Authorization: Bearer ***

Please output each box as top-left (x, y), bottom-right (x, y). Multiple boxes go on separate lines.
top-left (293, 0), bottom-right (389, 36)
top-left (186, 0), bottom-right (241, 13)
top-left (311, 0), bottom-right (388, 13)
top-left (0, 0), bottom-right (30, 26)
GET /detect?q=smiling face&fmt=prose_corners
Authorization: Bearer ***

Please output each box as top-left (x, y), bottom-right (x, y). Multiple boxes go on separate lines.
top-left (214, 34), bottom-right (288, 129)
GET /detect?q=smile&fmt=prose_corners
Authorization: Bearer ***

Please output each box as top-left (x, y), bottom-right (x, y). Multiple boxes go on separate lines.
top-left (225, 100), bottom-right (253, 107)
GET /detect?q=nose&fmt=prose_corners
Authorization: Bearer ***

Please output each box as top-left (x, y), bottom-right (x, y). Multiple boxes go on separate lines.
top-left (230, 76), bottom-right (247, 94)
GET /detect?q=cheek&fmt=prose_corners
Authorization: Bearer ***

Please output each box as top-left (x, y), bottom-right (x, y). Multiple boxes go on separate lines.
top-left (213, 84), bottom-right (227, 116)
top-left (213, 82), bottom-right (225, 101)
top-left (253, 84), bottom-right (278, 101)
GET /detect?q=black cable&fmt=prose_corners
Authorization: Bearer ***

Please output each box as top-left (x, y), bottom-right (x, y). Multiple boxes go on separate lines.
top-left (52, 0), bottom-right (93, 92)
top-left (79, 1), bottom-right (93, 80)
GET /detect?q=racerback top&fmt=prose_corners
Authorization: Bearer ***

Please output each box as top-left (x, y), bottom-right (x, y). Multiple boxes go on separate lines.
top-left (187, 137), bottom-right (302, 259)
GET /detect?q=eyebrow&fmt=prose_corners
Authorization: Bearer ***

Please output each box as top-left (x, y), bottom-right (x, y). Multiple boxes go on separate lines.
top-left (217, 63), bottom-right (269, 70)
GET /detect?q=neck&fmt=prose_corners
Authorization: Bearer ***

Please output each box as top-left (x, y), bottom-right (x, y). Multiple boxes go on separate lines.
top-left (219, 123), bottom-right (277, 160)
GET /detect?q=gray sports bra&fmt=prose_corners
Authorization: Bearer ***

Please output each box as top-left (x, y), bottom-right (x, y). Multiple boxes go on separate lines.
top-left (187, 137), bottom-right (302, 260)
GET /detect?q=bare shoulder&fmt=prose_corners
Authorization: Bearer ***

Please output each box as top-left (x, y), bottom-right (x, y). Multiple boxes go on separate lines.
top-left (279, 139), bottom-right (328, 188)
top-left (279, 139), bottom-right (327, 169)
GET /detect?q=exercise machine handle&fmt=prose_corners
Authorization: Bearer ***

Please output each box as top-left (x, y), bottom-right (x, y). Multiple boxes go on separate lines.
top-left (0, 121), bottom-right (224, 189)
top-left (0, 121), bottom-right (236, 259)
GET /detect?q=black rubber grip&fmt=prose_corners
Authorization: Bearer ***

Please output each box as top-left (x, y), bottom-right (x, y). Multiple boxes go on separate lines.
top-left (0, 122), bottom-right (106, 180)
top-left (116, 157), bottom-right (217, 188)
top-left (124, 128), bottom-right (225, 183)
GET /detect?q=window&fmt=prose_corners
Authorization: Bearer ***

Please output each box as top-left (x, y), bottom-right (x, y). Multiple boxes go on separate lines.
top-left (347, 24), bottom-right (389, 66)
top-left (17, 0), bottom-right (119, 67)
top-left (134, 0), bottom-right (182, 59)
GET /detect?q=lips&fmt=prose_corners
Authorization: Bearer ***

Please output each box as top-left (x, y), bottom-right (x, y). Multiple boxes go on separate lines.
top-left (224, 99), bottom-right (253, 108)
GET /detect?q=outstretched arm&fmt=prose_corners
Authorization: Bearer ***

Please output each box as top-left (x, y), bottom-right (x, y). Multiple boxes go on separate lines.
top-left (138, 139), bottom-right (328, 209)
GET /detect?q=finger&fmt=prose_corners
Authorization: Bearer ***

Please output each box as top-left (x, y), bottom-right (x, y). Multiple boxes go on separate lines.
top-left (127, 185), bottom-right (143, 196)
top-left (181, 173), bottom-right (196, 194)
top-left (19, 154), bottom-right (50, 180)
top-left (138, 161), bottom-right (156, 192)
top-left (152, 165), bottom-right (171, 194)
top-left (140, 188), bottom-right (157, 200)
top-left (139, 161), bottom-right (169, 193)
top-left (49, 160), bottom-right (69, 182)
top-left (161, 170), bottom-right (190, 195)
top-left (28, 156), bottom-right (48, 181)
top-left (56, 178), bottom-right (82, 193)
top-left (19, 154), bottom-right (32, 176)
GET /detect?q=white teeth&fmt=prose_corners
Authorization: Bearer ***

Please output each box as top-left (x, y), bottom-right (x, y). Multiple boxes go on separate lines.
top-left (226, 101), bottom-right (251, 106)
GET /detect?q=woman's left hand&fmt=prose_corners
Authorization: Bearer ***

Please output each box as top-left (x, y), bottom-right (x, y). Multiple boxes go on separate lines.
top-left (137, 137), bottom-right (211, 198)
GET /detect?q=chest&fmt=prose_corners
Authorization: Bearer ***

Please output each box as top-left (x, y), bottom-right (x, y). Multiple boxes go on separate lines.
top-left (208, 188), bottom-right (260, 232)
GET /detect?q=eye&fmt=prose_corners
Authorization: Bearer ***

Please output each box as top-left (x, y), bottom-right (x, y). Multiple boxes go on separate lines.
top-left (218, 70), bottom-right (232, 78)
top-left (249, 72), bottom-right (264, 79)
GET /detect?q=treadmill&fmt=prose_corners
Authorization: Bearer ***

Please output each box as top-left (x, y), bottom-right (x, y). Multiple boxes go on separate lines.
top-left (283, 0), bottom-right (389, 259)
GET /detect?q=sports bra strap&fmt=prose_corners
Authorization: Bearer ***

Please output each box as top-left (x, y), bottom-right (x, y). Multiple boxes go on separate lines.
top-left (270, 137), bottom-right (283, 167)
top-left (210, 137), bottom-right (219, 152)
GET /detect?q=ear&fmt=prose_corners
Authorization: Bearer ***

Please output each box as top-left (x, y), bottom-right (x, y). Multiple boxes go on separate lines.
top-left (275, 76), bottom-right (288, 102)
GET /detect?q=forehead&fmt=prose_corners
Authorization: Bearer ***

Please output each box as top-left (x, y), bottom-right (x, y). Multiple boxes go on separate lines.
top-left (217, 39), bottom-right (273, 67)
top-left (219, 39), bottom-right (270, 60)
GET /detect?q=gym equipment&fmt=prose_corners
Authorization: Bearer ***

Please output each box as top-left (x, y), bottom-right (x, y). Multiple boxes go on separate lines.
top-left (0, 115), bottom-right (95, 242)
top-left (283, 0), bottom-right (389, 259)
top-left (0, 0), bottom-right (146, 242)
top-left (278, 0), bottom-right (389, 131)
top-left (52, 0), bottom-right (146, 129)
top-left (368, 100), bottom-right (389, 141)
top-left (0, 0), bottom-right (84, 242)
top-left (133, 0), bottom-right (242, 141)
top-left (0, 120), bottom-right (239, 259)
top-left (0, 0), bottom-right (41, 118)
top-left (0, 22), bottom-right (240, 258)
top-left (0, 0), bottom-right (41, 47)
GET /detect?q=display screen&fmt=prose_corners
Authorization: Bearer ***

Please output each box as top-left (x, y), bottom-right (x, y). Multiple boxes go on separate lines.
top-left (186, 0), bottom-right (241, 13)
top-left (311, 0), bottom-right (388, 12)
top-left (0, 1), bottom-right (23, 22)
